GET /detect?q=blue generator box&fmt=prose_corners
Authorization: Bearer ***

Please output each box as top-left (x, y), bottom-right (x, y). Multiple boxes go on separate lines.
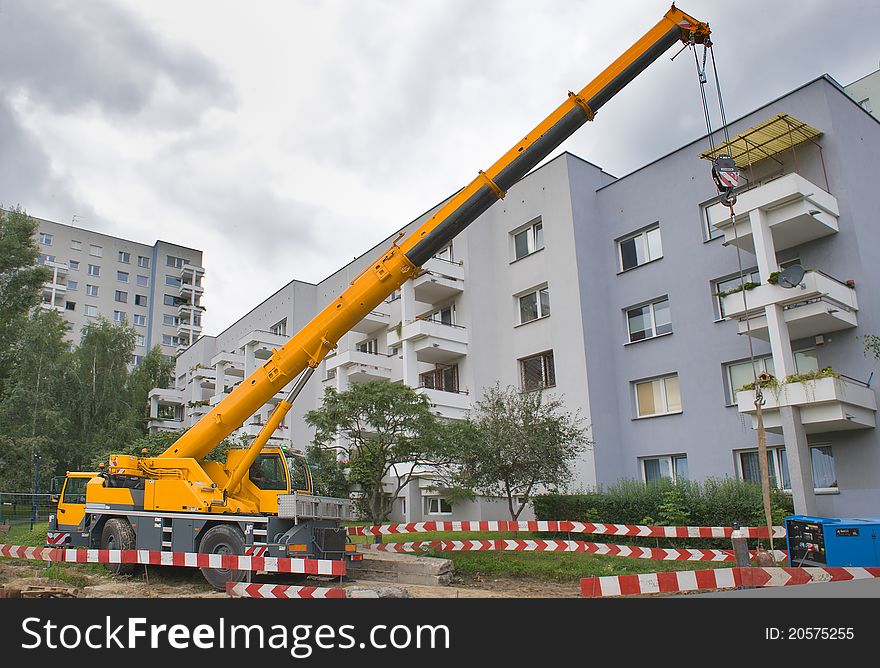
top-left (786, 515), bottom-right (880, 567)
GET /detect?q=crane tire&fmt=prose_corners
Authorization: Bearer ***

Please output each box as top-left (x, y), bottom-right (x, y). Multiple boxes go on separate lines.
top-left (198, 524), bottom-right (247, 591)
top-left (100, 518), bottom-right (137, 575)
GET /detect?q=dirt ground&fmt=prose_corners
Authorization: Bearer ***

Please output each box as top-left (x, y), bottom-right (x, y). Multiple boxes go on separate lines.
top-left (0, 558), bottom-right (580, 598)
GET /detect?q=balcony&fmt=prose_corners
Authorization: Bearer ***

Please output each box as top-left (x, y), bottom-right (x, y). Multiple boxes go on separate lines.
top-left (416, 387), bottom-right (471, 420)
top-left (722, 271), bottom-right (859, 340)
top-left (736, 376), bottom-right (877, 434)
top-left (39, 302), bottom-right (66, 314)
top-left (325, 349), bottom-right (395, 382)
top-left (707, 173), bottom-right (839, 253)
top-left (399, 319), bottom-right (468, 363)
top-left (351, 302), bottom-right (393, 334)
top-left (413, 257), bottom-right (464, 304)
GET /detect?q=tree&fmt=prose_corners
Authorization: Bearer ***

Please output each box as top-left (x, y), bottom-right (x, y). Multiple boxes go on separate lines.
top-left (0, 207), bottom-right (51, 392)
top-left (305, 381), bottom-right (447, 524)
top-left (126, 345), bottom-right (175, 429)
top-left (448, 384), bottom-right (591, 520)
top-left (305, 444), bottom-right (350, 499)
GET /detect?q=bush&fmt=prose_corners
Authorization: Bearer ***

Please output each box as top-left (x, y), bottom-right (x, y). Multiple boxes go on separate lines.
top-left (533, 477), bottom-right (793, 527)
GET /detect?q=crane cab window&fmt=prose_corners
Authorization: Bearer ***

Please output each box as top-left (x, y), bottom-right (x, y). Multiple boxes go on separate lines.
top-left (62, 477), bottom-right (89, 504)
top-left (249, 454), bottom-right (288, 491)
top-left (287, 456), bottom-right (310, 493)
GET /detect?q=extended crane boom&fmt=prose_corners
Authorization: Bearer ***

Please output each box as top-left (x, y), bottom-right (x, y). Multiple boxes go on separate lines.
top-left (164, 4), bottom-right (710, 466)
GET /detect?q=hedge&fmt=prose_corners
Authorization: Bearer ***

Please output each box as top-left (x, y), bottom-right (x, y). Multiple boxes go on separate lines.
top-left (533, 478), bottom-right (794, 528)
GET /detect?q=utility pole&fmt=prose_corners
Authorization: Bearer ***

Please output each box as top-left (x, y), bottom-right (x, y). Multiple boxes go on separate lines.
top-left (31, 453), bottom-right (41, 530)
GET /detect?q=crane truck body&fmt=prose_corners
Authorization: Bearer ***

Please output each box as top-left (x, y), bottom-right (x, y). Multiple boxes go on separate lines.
top-left (48, 4), bottom-right (711, 589)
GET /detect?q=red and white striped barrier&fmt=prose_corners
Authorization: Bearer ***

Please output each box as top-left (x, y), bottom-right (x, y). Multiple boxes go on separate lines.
top-left (580, 566), bottom-right (880, 597)
top-left (348, 521), bottom-right (785, 539)
top-left (581, 568), bottom-right (740, 597)
top-left (226, 582), bottom-right (346, 599)
top-left (362, 539), bottom-right (787, 563)
top-left (0, 543), bottom-right (346, 576)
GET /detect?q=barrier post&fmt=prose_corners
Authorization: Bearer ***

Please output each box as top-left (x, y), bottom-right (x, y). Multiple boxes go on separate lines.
top-left (730, 527), bottom-right (752, 589)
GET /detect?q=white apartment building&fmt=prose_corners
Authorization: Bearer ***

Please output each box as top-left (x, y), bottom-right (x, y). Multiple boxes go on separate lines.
top-left (31, 216), bottom-right (205, 364)
top-left (152, 74), bottom-right (880, 520)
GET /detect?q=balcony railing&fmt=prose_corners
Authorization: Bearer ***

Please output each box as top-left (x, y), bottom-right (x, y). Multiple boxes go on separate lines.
top-left (707, 172), bottom-right (839, 253)
top-left (413, 257), bottom-right (465, 304)
top-left (395, 319), bottom-right (468, 363)
top-left (416, 386), bottom-right (471, 420)
top-left (721, 270), bottom-right (858, 340)
top-left (736, 375), bottom-right (876, 434)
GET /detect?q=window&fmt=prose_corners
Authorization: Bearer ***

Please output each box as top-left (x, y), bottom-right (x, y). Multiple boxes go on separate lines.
top-left (420, 305), bottom-right (455, 325)
top-left (425, 497), bottom-right (453, 515)
top-left (618, 225), bottom-right (662, 271)
top-left (138, 255), bottom-right (150, 268)
top-left (135, 294), bottom-right (148, 307)
top-left (519, 350), bottom-right (556, 391)
top-left (62, 477), bottom-right (88, 505)
top-left (85, 305), bottom-right (98, 318)
top-left (69, 260), bottom-right (79, 270)
top-left (89, 244), bottom-right (103, 257)
top-left (65, 301), bottom-right (76, 311)
top-left (38, 254), bottom-right (55, 264)
top-left (39, 232), bottom-right (53, 245)
top-left (634, 374), bottom-right (681, 417)
top-left (67, 280), bottom-right (78, 291)
top-left (87, 264), bottom-right (100, 276)
top-left (86, 284), bottom-right (99, 297)
top-left (811, 445), bottom-right (837, 491)
top-left (165, 275), bottom-right (181, 287)
top-left (162, 334), bottom-right (180, 346)
top-left (270, 319), bottom-right (287, 337)
top-left (701, 201), bottom-right (726, 241)
top-left (133, 314), bottom-right (147, 326)
top-left (249, 454), bottom-right (288, 491)
top-left (132, 355), bottom-right (143, 366)
top-left (723, 349), bottom-right (819, 404)
top-left (118, 251), bottom-right (130, 264)
top-left (626, 297), bottom-right (672, 342)
top-left (114, 290), bottom-right (127, 303)
top-left (116, 271), bottom-right (128, 283)
top-left (434, 244), bottom-right (454, 262)
top-left (641, 455), bottom-right (688, 483)
top-left (518, 286), bottom-right (550, 324)
top-left (512, 218), bottom-right (544, 260)
top-left (163, 314), bottom-right (179, 326)
top-left (166, 254), bottom-right (187, 269)
top-left (163, 294), bottom-right (177, 307)
top-left (135, 334), bottom-right (145, 347)
top-left (420, 364), bottom-right (459, 393)
top-left (113, 310), bottom-right (126, 323)
top-left (136, 274), bottom-right (149, 287)
top-left (738, 447), bottom-right (790, 491)
top-left (712, 269), bottom-right (760, 318)
top-left (356, 338), bottom-right (377, 354)
top-left (70, 240), bottom-right (82, 251)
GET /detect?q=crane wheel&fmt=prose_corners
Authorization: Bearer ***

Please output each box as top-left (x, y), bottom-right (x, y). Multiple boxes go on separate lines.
top-left (198, 524), bottom-right (247, 591)
top-left (100, 518), bottom-right (137, 575)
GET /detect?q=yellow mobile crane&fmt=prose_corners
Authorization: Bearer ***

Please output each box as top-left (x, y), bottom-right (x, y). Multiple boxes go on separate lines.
top-left (49, 5), bottom-right (711, 589)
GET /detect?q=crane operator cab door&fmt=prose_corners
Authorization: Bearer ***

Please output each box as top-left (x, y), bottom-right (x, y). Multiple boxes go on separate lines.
top-left (48, 473), bottom-right (94, 546)
top-left (287, 453), bottom-right (313, 495)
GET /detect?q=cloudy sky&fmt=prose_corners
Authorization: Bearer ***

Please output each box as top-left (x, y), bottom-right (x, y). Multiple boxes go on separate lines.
top-left (1, 0), bottom-right (877, 335)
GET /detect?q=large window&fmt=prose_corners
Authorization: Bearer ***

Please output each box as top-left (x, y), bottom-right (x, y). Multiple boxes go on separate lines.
top-left (420, 364), bottom-right (459, 393)
top-left (626, 297), bottom-right (671, 342)
top-left (641, 454), bottom-right (688, 483)
top-left (163, 294), bottom-right (177, 306)
top-left (618, 225), bottom-right (662, 272)
top-left (165, 275), bottom-right (182, 287)
top-left (518, 286), bottom-right (550, 324)
top-left (163, 314), bottom-right (179, 326)
top-left (166, 254), bottom-right (188, 269)
top-left (512, 218), bottom-right (544, 260)
top-left (737, 444), bottom-right (836, 492)
top-left (723, 349), bottom-right (819, 404)
top-left (420, 305), bottom-right (455, 326)
top-left (519, 350), bottom-right (556, 391)
top-left (634, 374), bottom-right (681, 417)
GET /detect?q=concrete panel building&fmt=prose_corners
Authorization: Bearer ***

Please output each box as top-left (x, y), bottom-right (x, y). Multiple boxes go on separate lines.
top-left (32, 217), bottom-right (205, 363)
top-left (153, 73), bottom-right (880, 519)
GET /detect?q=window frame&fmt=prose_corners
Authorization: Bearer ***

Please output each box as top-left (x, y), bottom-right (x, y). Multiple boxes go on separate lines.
top-left (135, 294), bottom-right (148, 307)
top-left (117, 270), bottom-right (129, 283)
top-left (133, 314), bottom-right (147, 327)
top-left (84, 304), bottom-right (98, 318)
top-left (517, 285), bottom-right (550, 325)
top-left (89, 244), bottom-right (103, 257)
top-left (424, 496), bottom-right (454, 515)
top-left (113, 310), bottom-right (126, 323)
top-left (87, 264), bottom-right (100, 277)
top-left (39, 232), bottom-right (53, 246)
top-left (633, 374), bottom-right (681, 418)
top-left (617, 224), bottom-right (663, 273)
top-left (114, 290), bottom-right (128, 304)
top-left (137, 256), bottom-right (150, 269)
top-left (735, 444), bottom-right (837, 494)
top-left (510, 218), bottom-right (544, 262)
top-left (519, 350), bottom-right (556, 391)
top-left (640, 454), bottom-right (688, 484)
top-left (85, 284), bottom-right (99, 297)
top-left (625, 296), bottom-right (672, 343)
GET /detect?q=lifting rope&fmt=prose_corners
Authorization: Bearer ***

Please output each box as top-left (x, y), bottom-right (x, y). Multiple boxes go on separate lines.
top-left (693, 39), bottom-right (775, 552)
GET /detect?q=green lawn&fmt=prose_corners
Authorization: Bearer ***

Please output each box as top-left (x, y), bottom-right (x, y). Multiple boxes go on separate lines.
top-left (2, 522), bottom-right (49, 547)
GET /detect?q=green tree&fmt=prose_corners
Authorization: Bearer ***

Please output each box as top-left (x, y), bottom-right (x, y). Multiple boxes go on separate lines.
top-left (58, 318), bottom-right (141, 469)
top-left (448, 384), bottom-right (591, 520)
top-left (0, 207), bottom-right (51, 392)
top-left (305, 444), bottom-right (350, 499)
top-left (305, 381), bottom-right (447, 524)
top-left (126, 345), bottom-right (175, 429)
top-left (0, 309), bottom-right (69, 491)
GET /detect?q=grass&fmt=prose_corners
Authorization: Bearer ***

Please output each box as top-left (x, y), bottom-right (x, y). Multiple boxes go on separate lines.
top-left (2, 522), bottom-right (49, 547)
